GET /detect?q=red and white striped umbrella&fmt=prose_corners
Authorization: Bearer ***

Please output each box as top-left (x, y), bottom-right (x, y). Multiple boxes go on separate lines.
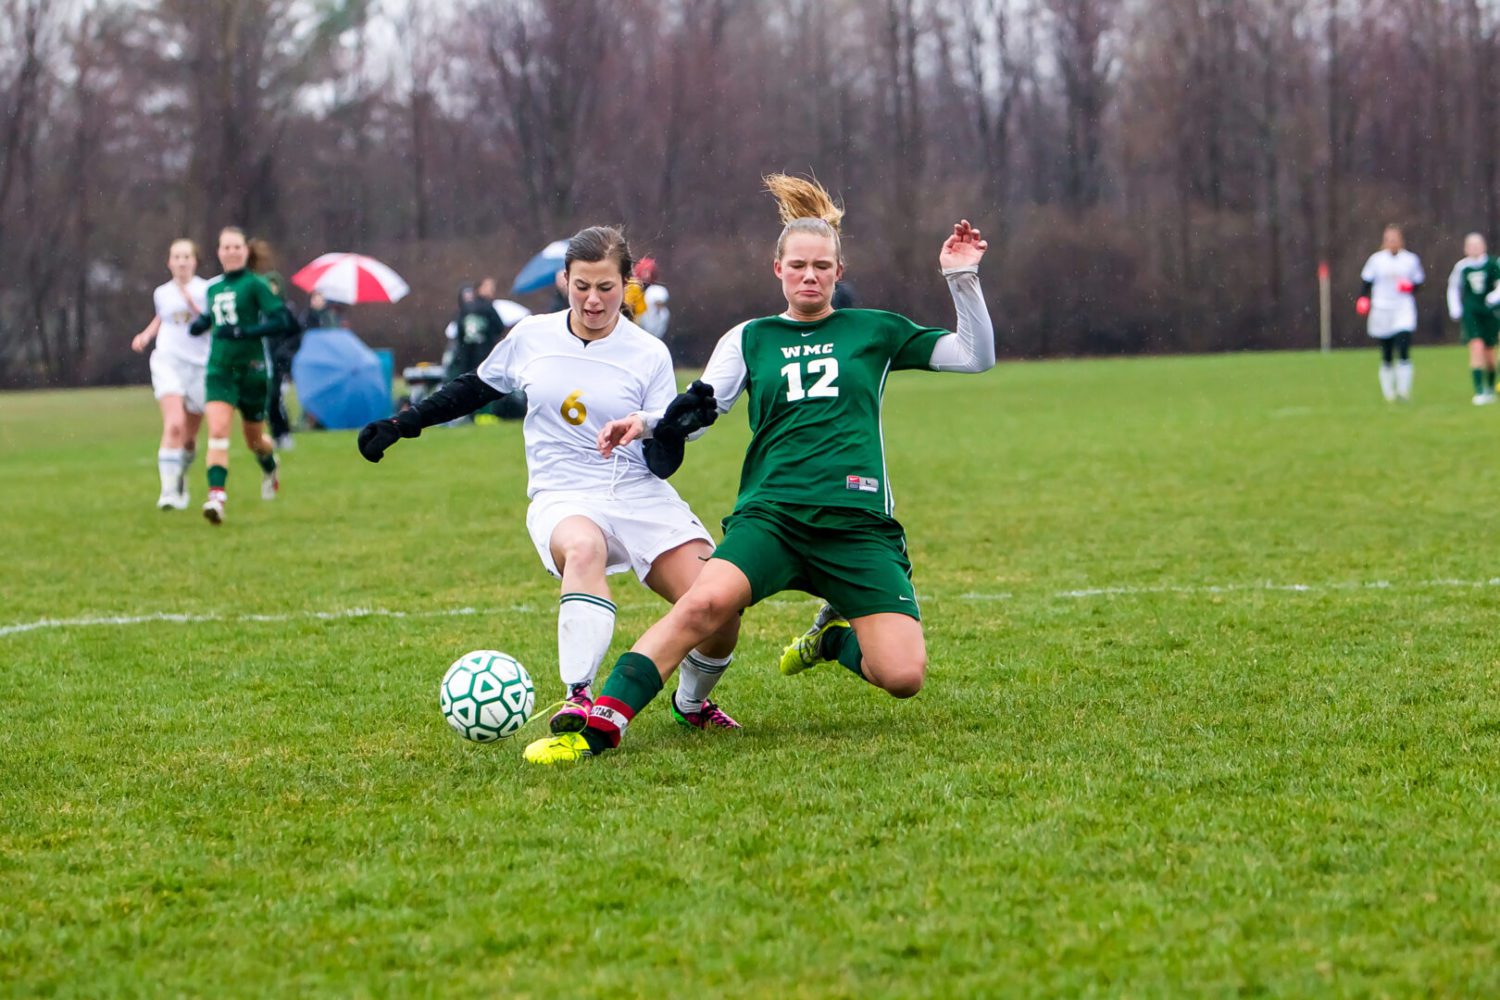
top-left (291, 253), bottom-right (410, 304)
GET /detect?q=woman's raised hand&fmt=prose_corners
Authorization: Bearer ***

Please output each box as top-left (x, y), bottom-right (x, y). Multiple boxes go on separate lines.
top-left (939, 219), bottom-right (988, 270)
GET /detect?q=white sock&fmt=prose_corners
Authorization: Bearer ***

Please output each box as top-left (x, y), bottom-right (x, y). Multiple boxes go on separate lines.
top-left (675, 650), bottom-right (732, 714)
top-left (1378, 364), bottom-right (1397, 401)
top-left (157, 449), bottom-right (184, 493)
top-left (557, 593), bottom-right (615, 690)
top-left (1395, 360), bottom-right (1413, 398)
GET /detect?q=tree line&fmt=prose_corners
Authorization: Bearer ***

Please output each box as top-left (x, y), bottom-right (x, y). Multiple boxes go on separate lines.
top-left (2, 0), bottom-right (1497, 388)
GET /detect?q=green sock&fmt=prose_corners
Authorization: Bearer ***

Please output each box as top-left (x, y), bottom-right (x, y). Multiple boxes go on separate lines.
top-left (821, 626), bottom-right (866, 680)
top-left (208, 465), bottom-right (228, 490)
top-left (1474, 369), bottom-right (1487, 395)
top-left (583, 651), bottom-right (664, 750)
top-left (1488, 368), bottom-right (1496, 390)
top-left (256, 450), bottom-right (277, 474)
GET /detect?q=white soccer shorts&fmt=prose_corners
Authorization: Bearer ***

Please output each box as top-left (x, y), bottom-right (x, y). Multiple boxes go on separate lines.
top-left (525, 489), bottom-right (714, 582)
top-left (149, 350), bottom-right (207, 414)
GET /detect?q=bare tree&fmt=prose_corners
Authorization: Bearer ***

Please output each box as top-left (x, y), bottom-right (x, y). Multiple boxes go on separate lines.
top-left (1045, 0), bottom-right (1119, 210)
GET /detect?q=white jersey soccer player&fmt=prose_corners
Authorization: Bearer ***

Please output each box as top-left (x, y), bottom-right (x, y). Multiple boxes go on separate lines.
top-left (1359, 226), bottom-right (1424, 401)
top-left (131, 238), bottom-right (210, 510)
top-left (474, 309), bottom-right (713, 569)
top-left (357, 226), bottom-right (741, 736)
top-left (150, 275), bottom-right (212, 410)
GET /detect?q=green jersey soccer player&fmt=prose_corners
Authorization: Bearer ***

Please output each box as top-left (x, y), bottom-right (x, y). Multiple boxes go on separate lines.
top-left (1446, 232), bottom-right (1500, 403)
top-left (524, 174), bottom-right (996, 764)
top-left (187, 226), bottom-right (294, 524)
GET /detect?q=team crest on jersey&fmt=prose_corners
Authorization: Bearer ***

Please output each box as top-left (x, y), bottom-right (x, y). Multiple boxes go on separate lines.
top-left (846, 475), bottom-right (879, 493)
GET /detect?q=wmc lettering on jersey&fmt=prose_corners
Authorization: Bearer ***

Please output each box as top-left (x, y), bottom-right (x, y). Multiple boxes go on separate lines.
top-left (780, 343), bottom-right (834, 358)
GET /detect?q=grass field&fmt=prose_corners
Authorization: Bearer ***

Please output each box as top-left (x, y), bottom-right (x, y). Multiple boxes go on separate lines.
top-left (3, 347), bottom-right (1499, 998)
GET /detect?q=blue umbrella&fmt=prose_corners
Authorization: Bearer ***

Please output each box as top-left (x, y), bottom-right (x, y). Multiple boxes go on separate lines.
top-left (510, 239), bottom-right (569, 295)
top-left (291, 328), bottom-right (391, 429)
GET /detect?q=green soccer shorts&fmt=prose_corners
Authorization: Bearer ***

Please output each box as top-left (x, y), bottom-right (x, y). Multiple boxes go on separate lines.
top-left (1461, 311), bottom-right (1500, 348)
top-left (712, 500), bottom-right (920, 620)
top-left (205, 358), bottom-right (271, 423)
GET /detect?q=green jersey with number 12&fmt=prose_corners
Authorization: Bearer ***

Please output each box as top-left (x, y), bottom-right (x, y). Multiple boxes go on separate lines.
top-left (708, 309), bottom-right (947, 516)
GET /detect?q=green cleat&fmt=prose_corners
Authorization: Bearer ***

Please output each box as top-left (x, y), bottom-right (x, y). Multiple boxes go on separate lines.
top-left (522, 731), bottom-right (596, 765)
top-left (778, 603), bottom-right (849, 676)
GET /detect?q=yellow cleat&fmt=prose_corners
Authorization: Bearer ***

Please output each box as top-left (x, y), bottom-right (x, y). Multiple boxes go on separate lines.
top-left (778, 604), bottom-right (849, 676)
top-left (522, 731), bottom-right (595, 765)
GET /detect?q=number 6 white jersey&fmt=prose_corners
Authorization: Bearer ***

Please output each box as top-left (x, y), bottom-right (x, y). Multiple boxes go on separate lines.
top-left (476, 310), bottom-right (678, 498)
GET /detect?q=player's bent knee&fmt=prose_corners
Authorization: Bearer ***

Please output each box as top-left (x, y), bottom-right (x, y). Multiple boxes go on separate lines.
top-left (674, 588), bottom-right (737, 634)
top-left (875, 657), bottom-right (926, 699)
top-left (556, 537), bottom-right (607, 572)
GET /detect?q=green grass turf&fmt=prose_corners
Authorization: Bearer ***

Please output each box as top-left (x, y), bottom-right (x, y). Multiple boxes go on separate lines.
top-left (2, 348), bottom-right (1499, 998)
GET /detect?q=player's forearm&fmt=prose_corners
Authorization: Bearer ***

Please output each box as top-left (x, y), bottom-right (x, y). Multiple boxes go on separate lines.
top-left (406, 372), bottom-right (503, 428)
top-left (929, 267), bottom-right (996, 373)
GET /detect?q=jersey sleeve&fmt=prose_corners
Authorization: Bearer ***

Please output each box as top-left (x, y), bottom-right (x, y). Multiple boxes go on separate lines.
top-left (475, 330), bottom-right (522, 393)
top-left (1448, 260), bottom-right (1466, 320)
top-left (1410, 254), bottom-right (1425, 286)
top-left (637, 323), bottom-right (747, 438)
top-left (888, 316), bottom-right (948, 371)
top-left (698, 322), bottom-right (749, 413)
top-left (643, 347), bottom-right (677, 412)
top-left (1360, 254), bottom-right (1377, 283)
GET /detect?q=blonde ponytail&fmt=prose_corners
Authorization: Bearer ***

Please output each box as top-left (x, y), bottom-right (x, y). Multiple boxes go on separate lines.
top-left (765, 173), bottom-right (844, 261)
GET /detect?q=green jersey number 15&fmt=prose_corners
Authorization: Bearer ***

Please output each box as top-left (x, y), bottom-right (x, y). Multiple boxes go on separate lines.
top-left (781, 358), bottom-right (840, 401)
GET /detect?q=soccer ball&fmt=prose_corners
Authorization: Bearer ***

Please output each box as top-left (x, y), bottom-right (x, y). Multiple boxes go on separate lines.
top-left (440, 650), bottom-right (535, 742)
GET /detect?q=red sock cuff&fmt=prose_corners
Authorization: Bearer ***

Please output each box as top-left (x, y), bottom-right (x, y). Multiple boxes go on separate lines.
top-left (586, 697), bottom-right (635, 748)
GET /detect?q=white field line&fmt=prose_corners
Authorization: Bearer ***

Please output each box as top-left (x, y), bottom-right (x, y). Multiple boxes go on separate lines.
top-left (958, 578), bottom-right (1500, 601)
top-left (6, 578), bottom-right (1500, 639)
top-left (0, 605), bottom-right (539, 639)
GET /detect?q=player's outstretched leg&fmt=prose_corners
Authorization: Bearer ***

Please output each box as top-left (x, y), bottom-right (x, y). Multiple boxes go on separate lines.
top-left (778, 603), bottom-right (848, 676)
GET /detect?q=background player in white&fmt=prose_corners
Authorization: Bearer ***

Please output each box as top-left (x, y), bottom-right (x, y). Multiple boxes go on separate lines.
top-left (635, 257), bottom-right (670, 339)
top-left (130, 238), bottom-right (209, 510)
top-left (358, 226), bottom-right (742, 733)
top-left (1357, 224), bottom-right (1424, 402)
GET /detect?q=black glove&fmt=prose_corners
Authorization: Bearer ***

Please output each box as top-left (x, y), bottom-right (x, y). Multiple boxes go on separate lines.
top-left (217, 324), bottom-right (246, 340)
top-left (188, 314), bottom-right (212, 336)
top-left (357, 409), bottom-right (422, 463)
top-left (655, 381), bottom-right (718, 442)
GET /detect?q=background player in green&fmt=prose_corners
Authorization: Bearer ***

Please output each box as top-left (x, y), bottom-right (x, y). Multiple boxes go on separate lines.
top-left (1445, 232), bottom-right (1500, 405)
top-left (523, 174), bottom-right (996, 764)
top-left (188, 226), bottom-right (293, 524)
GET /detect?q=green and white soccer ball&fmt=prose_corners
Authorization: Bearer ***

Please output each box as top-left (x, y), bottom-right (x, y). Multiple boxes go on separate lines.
top-left (440, 650), bottom-right (535, 742)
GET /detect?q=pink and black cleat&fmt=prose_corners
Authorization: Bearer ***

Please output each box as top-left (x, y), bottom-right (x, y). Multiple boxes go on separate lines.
top-left (549, 686), bottom-right (593, 734)
top-left (670, 695), bottom-right (742, 731)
